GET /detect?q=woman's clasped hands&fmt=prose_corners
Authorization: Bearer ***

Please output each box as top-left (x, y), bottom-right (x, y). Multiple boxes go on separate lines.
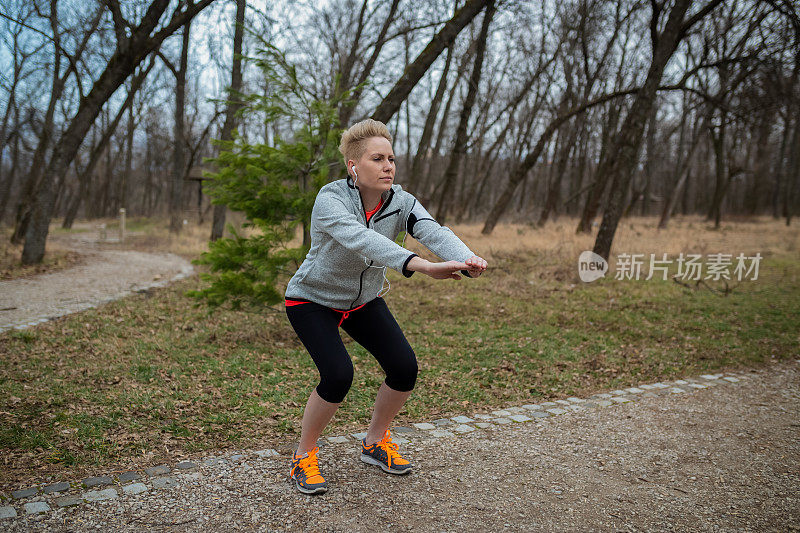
top-left (421, 255), bottom-right (487, 280)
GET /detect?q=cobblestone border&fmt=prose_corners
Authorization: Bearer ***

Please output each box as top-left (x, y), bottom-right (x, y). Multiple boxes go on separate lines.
top-left (0, 371), bottom-right (744, 520)
top-left (0, 263), bottom-right (194, 334)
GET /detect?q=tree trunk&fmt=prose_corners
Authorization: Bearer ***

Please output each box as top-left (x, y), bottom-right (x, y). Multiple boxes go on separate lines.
top-left (121, 92), bottom-right (135, 211)
top-left (169, 22), bottom-right (191, 234)
top-left (706, 118), bottom-right (728, 229)
top-left (772, 115), bottom-right (790, 219)
top-left (640, 105), bottom-right (659, 216)
top-left (538, 115), bottom-right (578, 226)
top-left (62, 173), bottom-right (87, 229)
top-left (65, 58), bottom-right (152, 228)
top-left (337, 0), bottom-right (400, 127)
top-left (11, 4), bottom-right (63, 243)
top-left (407, 45), bottom-right (453, 195)
top-left (785, 114), bottom-right (800, 226)
top-left (433, 0), bottom-right (495, 224)
top-left (211, 0), bottom-right (246, 242)
top-left (0, 61), bottom-right (21, 224)
top-left (567, 121), bottom-right (589, 216)
top-left (459, 75), bottom-right (546, 221)
top-left (592, 0), bottom-right (695, 260)
top-left (575, 103), bottom-right (621, 234)
top-left (658, 139), bottom-right (701, 229)
top-left (52, 166), bottom-right (69, 220)
top-left (12, 4), bottom-right (103, 243)
top-left (423, 78), bottom-right (458, 199)
top-left (0, 106), bottom-right (20, 224)
top-left (101, 108), bottom-right (112, 216)
top-left (481, 83), bottom-right (653, 235)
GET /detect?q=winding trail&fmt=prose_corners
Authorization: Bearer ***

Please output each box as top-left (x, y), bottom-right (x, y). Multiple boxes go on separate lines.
top-left (0, 230), bottom-right (193, 333)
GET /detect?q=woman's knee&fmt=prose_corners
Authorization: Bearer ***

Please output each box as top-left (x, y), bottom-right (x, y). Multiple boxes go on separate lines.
top-left (318, 365), bottom-right (354, 403)
top-left (385, 349), bottom-right (418, 392)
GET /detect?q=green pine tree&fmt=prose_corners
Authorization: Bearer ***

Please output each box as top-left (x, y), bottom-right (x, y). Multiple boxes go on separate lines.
top-left (187, 41), bottom-right (356, 311)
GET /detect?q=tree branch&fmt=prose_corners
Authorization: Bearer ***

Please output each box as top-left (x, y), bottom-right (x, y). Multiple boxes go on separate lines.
top-left (103, 0), bottom-right (130, 46)
top-left (156, 49), bottom-right (178, 77)
top-left (372, 0), bottom-right (490, 123)
top-left (680, 0), bottom-right (727, 36)
top-left (146, 0), bottom-right (216, 51)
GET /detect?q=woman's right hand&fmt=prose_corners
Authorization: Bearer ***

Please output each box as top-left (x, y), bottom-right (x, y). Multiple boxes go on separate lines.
top-left (408, 256), bottom-right (468, 279)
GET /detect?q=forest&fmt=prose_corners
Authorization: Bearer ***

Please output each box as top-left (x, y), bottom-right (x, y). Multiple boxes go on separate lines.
top-left (0, 0), bottom-right (797, 264)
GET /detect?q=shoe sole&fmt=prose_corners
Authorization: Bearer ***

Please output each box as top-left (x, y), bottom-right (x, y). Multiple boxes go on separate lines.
top-left (290, 474), bottom-right (327, 495)
top-left (296, 483), bottom-right (327, 495)
top-left (360, 453), bottom-right (413, 475)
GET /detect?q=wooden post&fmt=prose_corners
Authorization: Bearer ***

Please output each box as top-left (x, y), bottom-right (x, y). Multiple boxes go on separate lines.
top-left (119, 208), bottom-right (126, 243)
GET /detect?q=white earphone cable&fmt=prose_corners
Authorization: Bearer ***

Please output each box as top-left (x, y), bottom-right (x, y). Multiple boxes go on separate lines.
top-left (366, 199), bottom-right (413, 299)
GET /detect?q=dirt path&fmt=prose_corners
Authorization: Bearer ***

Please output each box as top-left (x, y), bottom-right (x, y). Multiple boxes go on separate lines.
top-left (3, 360), bottom-right (798, 532)
top-left (0, 230), bottom-right (193, 333)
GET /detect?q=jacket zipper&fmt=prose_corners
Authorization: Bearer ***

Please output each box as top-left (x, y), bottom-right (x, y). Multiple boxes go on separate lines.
top-left (351, 182), bottom-right (373, 308)
top-left (349, 183), bottom-right (395, 308)
top-left (350, 267), bottom-right (368, 309)
top-left (373, 208), bottom-right (400, 223)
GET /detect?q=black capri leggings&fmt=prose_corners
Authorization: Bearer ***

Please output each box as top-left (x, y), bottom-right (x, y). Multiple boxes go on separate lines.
top-left (285, 296), bottom-right (418, 403)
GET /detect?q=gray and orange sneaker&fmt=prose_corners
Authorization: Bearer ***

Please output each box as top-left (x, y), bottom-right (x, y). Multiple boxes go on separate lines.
top-left (289, 446), bottom-right (328, 494)
top-left (360, 429), bottom-right (413, 474)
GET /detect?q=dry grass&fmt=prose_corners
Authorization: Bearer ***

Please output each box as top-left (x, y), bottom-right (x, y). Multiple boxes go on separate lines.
top-left (0, 227), bottom-right (84, 280)
top-left (4, 213), bottom-right (794, 279)
top-left (445, 214), bottom-right (798, 269)
top-left (58, 212), bottom-right (256, 261)
top-left (0, 212), bottom-right (255, 280)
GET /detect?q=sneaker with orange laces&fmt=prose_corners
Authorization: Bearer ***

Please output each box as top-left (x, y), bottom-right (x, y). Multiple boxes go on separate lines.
top-left (289, 446), bottom-right (328, 494)
top-left (360, 429), bottom-right (413, 475)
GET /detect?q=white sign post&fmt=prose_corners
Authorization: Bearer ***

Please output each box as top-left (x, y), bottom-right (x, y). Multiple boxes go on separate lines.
top-left (119, 208), bottom-right (126, 243)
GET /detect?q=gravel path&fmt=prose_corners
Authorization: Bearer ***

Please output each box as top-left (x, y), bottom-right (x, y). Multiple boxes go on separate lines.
top-left (0, 232), bottom-right (193, 333)
top-left (2, 360), bottom-right (798, 532)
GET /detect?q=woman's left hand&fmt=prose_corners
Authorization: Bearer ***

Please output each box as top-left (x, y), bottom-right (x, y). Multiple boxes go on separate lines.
top-left (465, 256), bottom-right (488, 277)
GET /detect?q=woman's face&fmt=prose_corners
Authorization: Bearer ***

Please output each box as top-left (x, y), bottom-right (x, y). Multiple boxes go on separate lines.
top-left (349, 136), bottom-right (395, 194)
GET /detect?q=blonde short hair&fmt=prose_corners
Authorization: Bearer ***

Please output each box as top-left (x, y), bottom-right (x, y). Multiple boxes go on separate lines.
top-left (339, 119), bottom-right (393, 167)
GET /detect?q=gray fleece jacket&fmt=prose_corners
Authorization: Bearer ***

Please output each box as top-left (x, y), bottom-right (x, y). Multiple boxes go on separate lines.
top-left (284, 176), bottom-right (476, 310)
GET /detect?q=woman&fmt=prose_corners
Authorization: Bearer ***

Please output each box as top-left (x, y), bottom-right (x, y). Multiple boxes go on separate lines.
top-left (284, 119), bottom-right (487, 495)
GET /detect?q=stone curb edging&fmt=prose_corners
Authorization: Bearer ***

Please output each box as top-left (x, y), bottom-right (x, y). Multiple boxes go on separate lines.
top-left (0, 263), bottom-right (194, 334)
top-left (0, 371), bottom-right (745, 520)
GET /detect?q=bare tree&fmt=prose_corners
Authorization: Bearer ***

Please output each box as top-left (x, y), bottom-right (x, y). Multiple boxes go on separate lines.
top-left (61, 57), bottom-right (156, 229)
top-left (159, 20), bottom-right (192, 234)
top-left (21, 0), bottom-right (216, 264)
top-left (11, 2), bottom-right (103, 242)
top-left (658, 108), bottom-right (705, 229)
top-left (406, 42), bottom-right (453, 195)
top-left (210, 0), bottom-right (246, 242)
top-left (433, 0), bottom-right (495, 223)
top-left (0, 3), bottom-right (39, 222)
top-left (371, 0), bottom-right (490, 124)
top-left (592, 0), bottom-right (725, 260)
